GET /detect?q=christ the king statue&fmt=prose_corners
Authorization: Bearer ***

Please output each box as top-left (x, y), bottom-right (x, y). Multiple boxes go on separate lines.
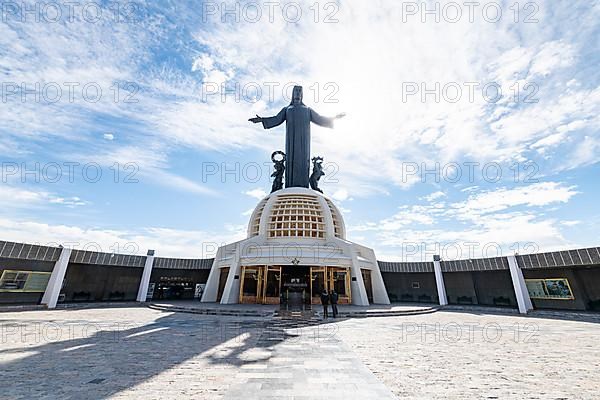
top-left (249, 85), bottom-right (345, 188)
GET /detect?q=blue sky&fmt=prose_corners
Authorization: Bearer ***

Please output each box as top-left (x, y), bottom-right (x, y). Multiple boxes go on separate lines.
top-left (1, 0), bottom-right (599, 260)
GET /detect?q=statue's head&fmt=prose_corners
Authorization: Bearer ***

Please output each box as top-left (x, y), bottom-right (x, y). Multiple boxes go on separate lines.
top-left (291, 85), bottom-right (303, 105)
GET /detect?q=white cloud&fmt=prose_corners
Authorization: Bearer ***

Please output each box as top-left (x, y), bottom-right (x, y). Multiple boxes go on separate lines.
top-left (338, 206), bottom-right (351, 214)
top-left (561, 220), bottom-right (581, 227)
top-left (450, 182), bottom-right (578, 221)
top-left (0, 186), bottom-right (88, 208)
top-left (331, 189), bottom-right (349, 202)
top-left (565, 135), bottom-right (600, 170)
top-left (103, 133), bottom-right (115, 141)
top-left (352, 204), bottom-right (440, 232)
top-left (529, 41), bottom-right (576, 77)
top-left (531, 132), bottom-right (566, 154)
top-left (353, 182), bottom-right (579, 260)
top-left (244, 188), bottom-right (267, 200)
top-left (422, 191), bottom-right (446, 202)
top-left (374, 212), bottom-right (571, 261)
top-left (0, 217), bottom-right (244, 258)
top-left (490, 87), bottom-right (600, 151)
top-left (47, 196), bottom-right (88, 207)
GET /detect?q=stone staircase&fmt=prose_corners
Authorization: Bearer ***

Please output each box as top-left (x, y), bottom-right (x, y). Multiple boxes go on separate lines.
top-left (337, 306), bottom-right (439, 318)
top-left (274, 309), bottom-right (316, 319)
top-left (146, 302), bottom-right (440, 319)
top-left (147, 303), bottom-right (275, 318)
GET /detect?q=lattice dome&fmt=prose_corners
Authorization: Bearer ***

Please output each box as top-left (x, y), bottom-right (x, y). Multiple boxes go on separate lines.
top-left (247, 188), bottom-right (346, 240)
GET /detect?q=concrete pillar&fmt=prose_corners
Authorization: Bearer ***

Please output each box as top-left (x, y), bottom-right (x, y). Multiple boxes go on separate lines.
top-left (433, 255), bottom-right (448, 306)
top-left (201, 255), bottom-right (221, 302)
top-left (507, 255), bottom-right (533, 314)
top-left (350, 262), bottom-right (370, 306)
top-left (41, 246), bottom-right (72, 309)
top-left (136, 250), bottom-right (155, 302)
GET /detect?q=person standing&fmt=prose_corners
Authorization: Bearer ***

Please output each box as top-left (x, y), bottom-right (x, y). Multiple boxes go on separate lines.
top-left (330, 289), bottom-right (339, 318)
top-left (320, 289), bottom-right (329, 319)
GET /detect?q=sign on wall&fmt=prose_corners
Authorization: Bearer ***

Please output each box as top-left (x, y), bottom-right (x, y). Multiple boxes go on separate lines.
top-left (525, 278), bottom-right (574, 300)
top-left (146, 283), bottom-right (155, 300)
top-left (0, 270), bottom-right (52, 292)
top-left (194, 284), bottom-right (205, 299)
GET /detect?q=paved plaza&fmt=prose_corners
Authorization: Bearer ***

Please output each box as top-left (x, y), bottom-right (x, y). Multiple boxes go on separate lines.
top-left (1, 305), bottom-right (599, 399)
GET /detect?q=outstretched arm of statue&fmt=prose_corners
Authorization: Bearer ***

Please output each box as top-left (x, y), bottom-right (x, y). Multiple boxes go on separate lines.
top-left (310, 109), bottom-right (345, 128)
top-left (254, 107), bottom-right (287, 129)
top-left (248, 115), bottom-right (263, 123)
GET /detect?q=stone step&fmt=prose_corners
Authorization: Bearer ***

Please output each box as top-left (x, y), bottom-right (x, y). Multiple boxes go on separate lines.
top-left (316, 306), bottom-right (439, 318)
top-left (147, 303), bottom-right (274, 317)
top-left (0, 304), bottom-right (47, 313)
top-left (148, 303), bottom-right (439, 319)
top-left (275, 309), bottom-right (316, 319)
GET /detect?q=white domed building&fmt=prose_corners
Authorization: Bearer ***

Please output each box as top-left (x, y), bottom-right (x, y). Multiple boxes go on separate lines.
top-left (201, 187), bottom-right (390, 306)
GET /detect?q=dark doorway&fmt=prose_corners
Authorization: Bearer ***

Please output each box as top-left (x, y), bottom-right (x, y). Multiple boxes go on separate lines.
top-left (155, 280), bottom-right (194, 300)
top-left (281, 265), bottom-right (310, 310)
top-left (216, 267), bottom-right (229, 302)
top-left (361, 269), bottom-right (374, 303)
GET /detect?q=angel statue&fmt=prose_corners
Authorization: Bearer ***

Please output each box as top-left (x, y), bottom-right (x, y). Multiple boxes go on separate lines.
top-left (270, 151), bottom-right (286, 193)
top-left (309, 156), bottom-right (325, 193)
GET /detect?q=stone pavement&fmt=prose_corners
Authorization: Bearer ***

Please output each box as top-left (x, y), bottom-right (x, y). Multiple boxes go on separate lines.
top-left (223, 318), bottom-right (395, 400)
top-left (336, 312), bottom-right (600, 400)
top-left (1, 306), bottom-right (599, 399)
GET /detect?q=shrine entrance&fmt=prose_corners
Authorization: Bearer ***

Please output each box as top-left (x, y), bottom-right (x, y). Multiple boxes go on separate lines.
top-left (281, 265), bottom-right (310, 310)
top-left (239, 265), bottom-right (351, 305)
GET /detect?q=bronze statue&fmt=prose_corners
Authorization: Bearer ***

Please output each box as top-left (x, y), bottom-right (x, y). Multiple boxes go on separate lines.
top-left (270, 151), bottom-right (286, 193)
top-left (309, 156), bottom-right (325, 193)
top-left (249, 85), bottom-right (345, 188)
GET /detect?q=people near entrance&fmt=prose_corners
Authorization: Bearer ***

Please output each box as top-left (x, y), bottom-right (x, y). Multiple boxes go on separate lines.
top-left (320, 289), bottom-right (329, 319)
top-left (330, 289), bottom-right (339, 318)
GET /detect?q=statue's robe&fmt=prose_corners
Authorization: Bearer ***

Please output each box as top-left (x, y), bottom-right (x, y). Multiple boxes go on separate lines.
top-left (262, 104), bottom-right (335, 188)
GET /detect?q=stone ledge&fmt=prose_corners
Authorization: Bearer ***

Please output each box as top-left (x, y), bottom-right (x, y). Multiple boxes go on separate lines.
top-left (0, 304), bottom-right (47, 313)
top-left (148, 303), bottom-right (276, 318)
top-left (148, 302), bottom-right (439, 319)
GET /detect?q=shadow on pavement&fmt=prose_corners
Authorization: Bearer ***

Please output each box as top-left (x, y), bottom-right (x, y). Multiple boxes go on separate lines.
top-left (0, 307), bottom-right (345, 399)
